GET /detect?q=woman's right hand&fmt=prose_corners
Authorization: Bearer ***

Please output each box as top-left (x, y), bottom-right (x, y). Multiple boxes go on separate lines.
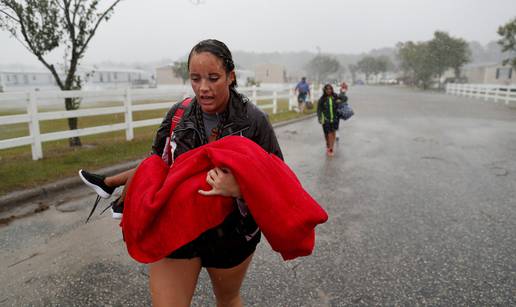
top-left (198, 167), bottom-right (241, 198)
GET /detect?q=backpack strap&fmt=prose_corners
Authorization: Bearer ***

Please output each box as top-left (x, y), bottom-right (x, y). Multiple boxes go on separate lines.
top-left (170, 97), bottom-right (192, 134)
top-left (162, 97), bottom-right (193, 165)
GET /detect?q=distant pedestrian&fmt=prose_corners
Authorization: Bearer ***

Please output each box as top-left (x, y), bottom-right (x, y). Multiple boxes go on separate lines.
top-left (294, 77), bottom-right (311, 113)
top-left (340, 81), bottom-right (348, 93)
top-left (336, 82), bottom-right (349, 142)
top-left (317, 84), bottom-right (340, 156)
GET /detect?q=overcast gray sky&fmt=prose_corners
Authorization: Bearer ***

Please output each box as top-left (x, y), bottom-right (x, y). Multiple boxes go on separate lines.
top-left (1, 0), bottom-right (515, 66)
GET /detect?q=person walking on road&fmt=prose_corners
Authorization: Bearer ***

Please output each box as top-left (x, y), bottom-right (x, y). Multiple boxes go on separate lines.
top-left (294, 77), bottom-right (311, 113)
top-left (317, 84), bottom-right (340, 156)
top-left (80, 39), bottom-right (284, 307)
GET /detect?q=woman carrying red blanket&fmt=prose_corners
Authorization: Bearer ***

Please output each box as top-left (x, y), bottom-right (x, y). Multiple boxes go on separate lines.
top-left (80, 39), bottom-right (283, 306)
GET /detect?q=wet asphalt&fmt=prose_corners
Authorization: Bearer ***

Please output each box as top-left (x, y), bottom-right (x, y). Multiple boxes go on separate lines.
top-left (0, 86), bottom-right (515, 306)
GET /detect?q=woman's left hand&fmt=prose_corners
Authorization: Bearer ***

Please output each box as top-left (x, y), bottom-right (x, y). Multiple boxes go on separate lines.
top-left (198, 167), bottom-right (241, 198)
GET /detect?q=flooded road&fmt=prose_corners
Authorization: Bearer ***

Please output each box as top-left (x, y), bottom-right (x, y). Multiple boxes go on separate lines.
top-left (1, 86), bottom-right (515, 306)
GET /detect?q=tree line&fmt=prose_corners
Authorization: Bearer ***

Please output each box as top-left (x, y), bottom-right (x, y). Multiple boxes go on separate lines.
top-left (303, 18), bottom-right (516, 90)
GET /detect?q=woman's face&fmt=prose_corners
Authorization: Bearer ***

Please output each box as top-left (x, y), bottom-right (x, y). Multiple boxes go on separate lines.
top-left (324, 86), bottom-right (333, 95)
top-left (189, 51), bottom-right (235, 114)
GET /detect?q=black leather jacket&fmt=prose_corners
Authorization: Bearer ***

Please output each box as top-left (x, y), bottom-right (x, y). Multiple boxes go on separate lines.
top-left (152, 89), bottom-right (283, 160)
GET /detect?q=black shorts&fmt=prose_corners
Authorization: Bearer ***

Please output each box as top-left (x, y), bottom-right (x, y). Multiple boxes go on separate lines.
top-left (322, 121), bottom-right (339, 134)
top-left (297, 93), bottom-right (307, 104)
top-left (167, 210), bottom-right (261, 268)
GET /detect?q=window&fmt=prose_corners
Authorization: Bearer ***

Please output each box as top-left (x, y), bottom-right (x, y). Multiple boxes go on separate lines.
top-left (496, 68), bottom-right (512, 80)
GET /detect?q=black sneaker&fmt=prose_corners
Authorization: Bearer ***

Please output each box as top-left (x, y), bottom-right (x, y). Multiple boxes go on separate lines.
top-left (100, 197), bottom-right (124, 220)
top-left (111, 198), bottom-right (124, 220)
top-left (78, 169), bottom-right (115, 199)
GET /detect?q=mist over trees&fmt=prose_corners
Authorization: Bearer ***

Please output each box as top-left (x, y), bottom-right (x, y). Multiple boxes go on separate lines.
top-left (0, 0), bottom-right (122, 146)
top-left (356, 55), bottom-right (393, 84)
top-left (227, 39), bottom-right (500, 86)
top-left (304, 55), bottom-right (340, 83)
top-left (497, 16), bottom-right (516, 69)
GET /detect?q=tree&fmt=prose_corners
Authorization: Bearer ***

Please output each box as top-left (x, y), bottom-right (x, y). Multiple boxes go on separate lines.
top-left (428, 31), bottom-right (471, 87)
top-left (305, 54), bottom-right (340, 83)
top-left (374, 55), bottom-right (393, 79)
top-left (0, 0), bottom-right (123, 146)
top-left (172, 61), bottom-right (189, 84)
top-left (336, 64), bottom-right (347, 82)
top-left (348, 64), bottom-right (358, 84)
top-left (356, 56), bottom-right (377, 83)
top-left (397, 41), bottom-right (435, 89)
top-left (497, 17), bottom-right (516, 69)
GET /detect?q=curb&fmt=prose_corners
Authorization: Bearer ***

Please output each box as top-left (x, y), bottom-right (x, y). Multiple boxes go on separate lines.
top-left (0, 160), bottom-right (141, 213)
top-left (0, 113), bottom-right (316, 212)
top-left (271, 112), bottom-right (316, 128)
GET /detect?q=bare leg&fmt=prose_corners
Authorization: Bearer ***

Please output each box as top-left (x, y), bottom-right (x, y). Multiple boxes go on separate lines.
top-left (207, 254), bottom-right (254, 307)
top-left (328, 131), bottom-right (336, 155)
top-left (149, 257), bottom-right (202, 307)
top-left (113, 167), bottom-right (138, 203)
top-left (324, 132), bottom-right (330, 149)
top-left (104, 168), bottom-right (136, 187)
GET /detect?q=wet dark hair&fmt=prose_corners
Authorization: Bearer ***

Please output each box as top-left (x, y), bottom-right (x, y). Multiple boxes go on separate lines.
top-left (187, 39), bottom-right (237, 88)
top-left (322, 84), bottom-right (334, 96)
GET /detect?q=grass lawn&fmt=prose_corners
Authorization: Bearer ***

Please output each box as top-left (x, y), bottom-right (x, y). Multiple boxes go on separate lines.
top-left (0, 98), bottom-right (314, 196)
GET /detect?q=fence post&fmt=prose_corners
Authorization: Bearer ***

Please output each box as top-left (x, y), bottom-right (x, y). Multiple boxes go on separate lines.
top-left (484, 85), bottom-right (490, 101)
top-left (27, 90), bottom-right (43, 160)
top-left (124, 88), bottom-right (134, 141)
top-left (272, 91), bottom-right (278, 114)
top-left (310, 84), bottom-right (319, 103)
top-left (494, 87), bottom-right (500, 103)
top-left (288, 88), bottom-right (295, 111)
top-left (252, 85), bottom-right (257, 105)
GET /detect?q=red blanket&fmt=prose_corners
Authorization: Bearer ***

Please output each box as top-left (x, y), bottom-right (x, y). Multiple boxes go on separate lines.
top-left (122, 136), bottom-right (328, 263)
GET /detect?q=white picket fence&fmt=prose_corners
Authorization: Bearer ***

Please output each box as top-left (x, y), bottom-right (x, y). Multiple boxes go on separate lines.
top-left (445, 83), bottom-right (516, 105)
top-left (0, 85), bottom-right (318, 160)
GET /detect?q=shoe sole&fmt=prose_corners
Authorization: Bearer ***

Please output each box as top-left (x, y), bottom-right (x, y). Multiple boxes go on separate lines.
top-left (111, 208), bottom-right (123, 220)
top-left (78, 170), bottom-right (112, 199)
